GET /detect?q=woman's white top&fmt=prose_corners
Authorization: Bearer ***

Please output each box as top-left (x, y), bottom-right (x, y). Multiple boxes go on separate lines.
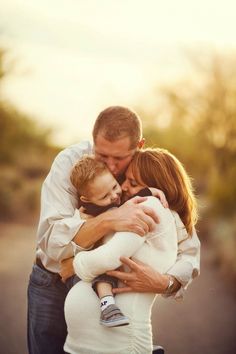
top-left (64, 197), bottom-right (181, 354)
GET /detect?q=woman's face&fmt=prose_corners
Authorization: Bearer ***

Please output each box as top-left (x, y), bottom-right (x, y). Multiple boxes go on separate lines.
top-left (121, 164), bottom-right (147, 200)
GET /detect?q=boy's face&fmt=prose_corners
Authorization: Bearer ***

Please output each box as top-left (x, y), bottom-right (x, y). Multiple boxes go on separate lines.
top-left (121, 164), bottom-right (147, 201)
top-left (94, 134), bottom-right (138, 178)
top-left (82, 171), bottom-right (122, 207)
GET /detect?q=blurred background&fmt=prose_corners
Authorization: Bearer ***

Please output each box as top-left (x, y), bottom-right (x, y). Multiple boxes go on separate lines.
top-left (0, 1), bottom-right (235, 353)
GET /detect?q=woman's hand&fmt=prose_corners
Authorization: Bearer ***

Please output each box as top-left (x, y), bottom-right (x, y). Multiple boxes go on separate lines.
top-left (106, 257), bottom-right (169, 294)
top-left (59, 257), bottom-right (75, 282)
top-left (149, 188), bottom-right (169, 208)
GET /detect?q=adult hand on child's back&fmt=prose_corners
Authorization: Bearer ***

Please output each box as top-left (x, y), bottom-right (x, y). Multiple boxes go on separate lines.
top-left (107, 196), bottom-right (159, 236)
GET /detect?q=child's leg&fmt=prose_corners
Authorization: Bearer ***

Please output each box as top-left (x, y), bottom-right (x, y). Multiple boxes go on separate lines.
top-left (96, 281), bottom-right (113, 298)
top-left (97, 281), bottom-right (115, 311)
top-left (92, 274), bottom-right (129, 327)
top-left (92, 274), bottom-right (118, 296)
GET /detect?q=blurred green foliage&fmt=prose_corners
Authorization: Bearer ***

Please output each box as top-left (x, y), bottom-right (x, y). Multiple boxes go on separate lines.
top-left (139, 53), bottom-right (236, 281)
top-left (0, 49), bottom-right (60, 221)
top-left (141, 54), bottom-right (236, 218)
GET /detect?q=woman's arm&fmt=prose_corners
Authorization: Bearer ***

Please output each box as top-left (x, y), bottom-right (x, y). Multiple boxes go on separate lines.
top-left (165, 224), bottom-right (200, 299)
top-left (108, 214), bottom-right (200, 298)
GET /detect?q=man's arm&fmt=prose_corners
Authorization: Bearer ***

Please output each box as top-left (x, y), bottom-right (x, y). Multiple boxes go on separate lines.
top-left (73, 196), bottom-right (159, 248)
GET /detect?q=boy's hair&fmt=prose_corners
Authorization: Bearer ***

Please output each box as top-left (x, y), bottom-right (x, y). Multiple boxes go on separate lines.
top-left (130, 148), bottom-right (198, 235)
top-left (70, 155), bottom-right (108, 197)
top-left (92, 106), bottom-right (142, 149)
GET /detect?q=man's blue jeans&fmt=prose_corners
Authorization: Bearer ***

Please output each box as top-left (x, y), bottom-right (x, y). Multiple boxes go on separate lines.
top-left (27, 264), bottom-right (78, 354)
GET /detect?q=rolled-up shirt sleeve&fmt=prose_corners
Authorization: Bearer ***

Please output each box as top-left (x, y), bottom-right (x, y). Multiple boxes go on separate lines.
top-left (42, 210), bottom-right (87, 262)
top-left (165, 212), bottom-right (201, 300)
top-left (36, 142), bottom-right (93, 267)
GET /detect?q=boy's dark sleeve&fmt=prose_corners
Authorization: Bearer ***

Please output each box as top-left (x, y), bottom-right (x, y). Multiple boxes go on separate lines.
top-left (133, 187), bottom-right (152, 197)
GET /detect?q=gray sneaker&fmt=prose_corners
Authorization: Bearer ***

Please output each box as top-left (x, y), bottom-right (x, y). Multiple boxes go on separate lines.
top-left (100, 304), bottom-right (130, 327)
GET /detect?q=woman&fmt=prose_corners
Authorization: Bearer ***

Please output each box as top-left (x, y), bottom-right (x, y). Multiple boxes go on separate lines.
top-left (64, 148), bottom-right (198, 354)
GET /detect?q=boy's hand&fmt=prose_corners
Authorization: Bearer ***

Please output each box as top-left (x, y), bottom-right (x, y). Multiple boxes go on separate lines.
top-left (149, 188), bottom-right (169, 208)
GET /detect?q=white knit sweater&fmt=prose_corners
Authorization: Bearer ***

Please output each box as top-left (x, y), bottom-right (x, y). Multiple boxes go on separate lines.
top-left (64, 197), bottom-right (178, 354)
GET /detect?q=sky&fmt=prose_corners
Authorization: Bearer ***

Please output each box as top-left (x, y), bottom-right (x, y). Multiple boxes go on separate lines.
top-left (1, 0), bottom-right (236, 145)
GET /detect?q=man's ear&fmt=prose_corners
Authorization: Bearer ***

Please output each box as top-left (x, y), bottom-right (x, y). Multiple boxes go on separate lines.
top-left (137, 138), bottom-right (145, 149)
top-left (80, 195), bottom-right (90, 203)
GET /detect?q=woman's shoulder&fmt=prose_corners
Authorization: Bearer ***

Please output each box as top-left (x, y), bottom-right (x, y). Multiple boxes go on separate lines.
top-left (141, 196), bottom-right (173, 219)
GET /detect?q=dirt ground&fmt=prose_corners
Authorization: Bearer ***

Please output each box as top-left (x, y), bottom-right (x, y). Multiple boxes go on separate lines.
top-left (0, 222), bottom-right (235, 354)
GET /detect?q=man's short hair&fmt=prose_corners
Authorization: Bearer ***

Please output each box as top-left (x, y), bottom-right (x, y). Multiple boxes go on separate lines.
top-left (92, 106), bottom-right (142, 149)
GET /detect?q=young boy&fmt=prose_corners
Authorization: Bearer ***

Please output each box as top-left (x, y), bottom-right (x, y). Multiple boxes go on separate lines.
top-left (70, 155), bottom-right (168, 328)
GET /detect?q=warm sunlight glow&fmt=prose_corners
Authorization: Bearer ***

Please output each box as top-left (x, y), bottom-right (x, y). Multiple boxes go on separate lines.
top-left (1, 0), bottom-right (236, 145)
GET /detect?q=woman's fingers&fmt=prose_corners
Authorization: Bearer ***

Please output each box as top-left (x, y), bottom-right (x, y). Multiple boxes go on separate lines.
top-left (112, 286), bottom-right (133, 294)
top-left (106, 268), bottom-right (134, 282)
top-left (119, 256), bottom-right (142, 270)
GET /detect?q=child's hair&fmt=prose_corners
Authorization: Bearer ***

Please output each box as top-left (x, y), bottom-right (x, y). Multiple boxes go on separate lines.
top-left (131, 148), bottom-right (198, 235)
top-left (70, 155), bottom-right (108, 197)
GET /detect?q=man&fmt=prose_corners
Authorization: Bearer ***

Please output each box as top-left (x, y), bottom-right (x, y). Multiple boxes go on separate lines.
top-left (27, 106), bottom-right (200, 354)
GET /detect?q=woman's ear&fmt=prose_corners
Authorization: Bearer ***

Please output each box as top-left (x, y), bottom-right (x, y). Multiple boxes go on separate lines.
top-left (80, 195), bottom-right (90, 203)
top-left (137, 138), bottom-right (145, 149)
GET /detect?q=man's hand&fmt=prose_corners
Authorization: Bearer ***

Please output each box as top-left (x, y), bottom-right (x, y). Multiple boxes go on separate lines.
top-left (73, 196), bottom-right (159, 249)
top-left (107, 257), bottom-right (169, 294)
top-left (106, 196), bottom-right (159, 236)
top-left (59, 257), bottom-right (75, 283)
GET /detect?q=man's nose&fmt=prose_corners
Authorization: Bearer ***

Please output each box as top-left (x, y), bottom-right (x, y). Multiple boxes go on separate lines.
top-left (106, 158), bottom-right (116, 172)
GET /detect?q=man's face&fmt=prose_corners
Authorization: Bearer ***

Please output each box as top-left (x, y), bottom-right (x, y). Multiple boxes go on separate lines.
top-left (94, 134), bottom-right (137, 177)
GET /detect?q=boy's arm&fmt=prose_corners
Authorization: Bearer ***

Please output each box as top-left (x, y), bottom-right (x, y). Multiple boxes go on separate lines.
top-left (73, 229), bottom-right (146, 282)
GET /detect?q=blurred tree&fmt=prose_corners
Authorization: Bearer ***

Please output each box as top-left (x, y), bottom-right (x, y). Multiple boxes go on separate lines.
top-left (0, 48), bottom-right (59, 221)
top-left (139, 53), bottom-right (236, 217)
top-left (0, 48), bottom-right (7, 82)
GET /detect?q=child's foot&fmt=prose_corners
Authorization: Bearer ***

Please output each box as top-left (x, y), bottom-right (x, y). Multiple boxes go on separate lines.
top-left (100, 304), bottom-right (129, 327)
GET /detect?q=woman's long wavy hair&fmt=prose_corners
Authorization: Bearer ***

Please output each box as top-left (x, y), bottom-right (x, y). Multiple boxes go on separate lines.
top-left (130, 148), bottom-right (198, 235)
